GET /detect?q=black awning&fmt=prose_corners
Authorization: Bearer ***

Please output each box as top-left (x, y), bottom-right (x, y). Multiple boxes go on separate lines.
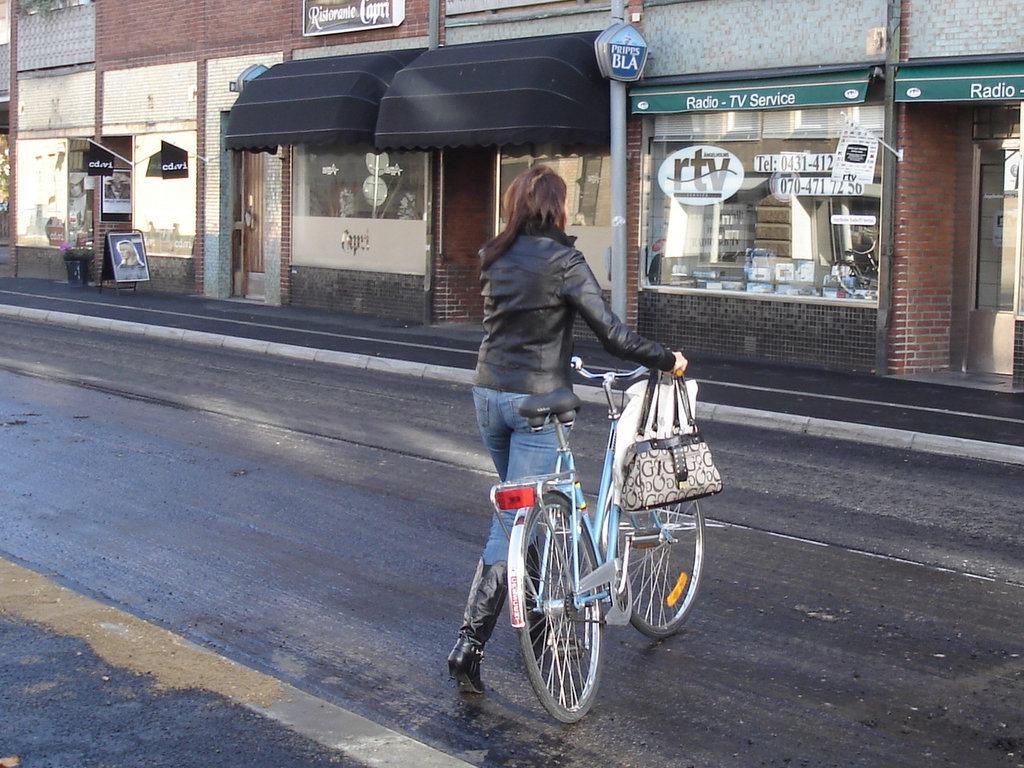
top-left (375, 32), bottom-right (610, 150)
top-left (226, 49), bottom-right (424, 152)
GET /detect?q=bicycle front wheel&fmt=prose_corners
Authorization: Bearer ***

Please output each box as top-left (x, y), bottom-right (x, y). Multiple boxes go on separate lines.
top-left (515, 491), bottom-right (604, 723)
top-left (623, 500), bottom-right (705, 638)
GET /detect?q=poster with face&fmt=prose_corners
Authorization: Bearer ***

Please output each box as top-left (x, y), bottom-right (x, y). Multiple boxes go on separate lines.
top-left (102, 170), bottom-right (131, 216)
top-left (106, 231), bottom-right (151, 283)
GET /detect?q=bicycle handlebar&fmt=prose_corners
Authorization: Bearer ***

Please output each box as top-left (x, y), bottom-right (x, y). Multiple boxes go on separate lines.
top-left (570, 356), bottom-right (648, 385)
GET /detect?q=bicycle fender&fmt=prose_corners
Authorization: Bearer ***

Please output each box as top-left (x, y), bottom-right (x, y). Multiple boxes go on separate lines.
top-left (506, 508), bottom-right (529, 629)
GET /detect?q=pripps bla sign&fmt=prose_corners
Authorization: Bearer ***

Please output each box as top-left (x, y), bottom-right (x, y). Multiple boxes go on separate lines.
top-left (595, 23), bottom-right (648, 82)
top-left (303, 0), bottom-right (405, 36)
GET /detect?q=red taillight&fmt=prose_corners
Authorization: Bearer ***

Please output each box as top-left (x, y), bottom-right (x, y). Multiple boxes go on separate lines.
top-left (495, 486), bottom-right (536, 510)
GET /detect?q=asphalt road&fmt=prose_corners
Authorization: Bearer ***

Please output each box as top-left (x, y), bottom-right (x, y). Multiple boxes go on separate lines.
top-left (2, 317), bottom-right (1023, 767)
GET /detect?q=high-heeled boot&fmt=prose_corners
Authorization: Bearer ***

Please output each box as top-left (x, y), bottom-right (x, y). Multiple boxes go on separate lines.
top-left (447, 559), bottom-right (507, 694)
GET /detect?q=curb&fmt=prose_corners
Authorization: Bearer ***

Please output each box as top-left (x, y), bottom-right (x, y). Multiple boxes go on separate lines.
top-left (4, 303), bottom-right (1022, 467)
top-left (0, 558), bottom-right (474, 768)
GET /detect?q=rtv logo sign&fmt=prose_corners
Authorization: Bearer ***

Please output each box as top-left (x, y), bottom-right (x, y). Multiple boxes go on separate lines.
top-left (657, 146), bottom-right (745, 206)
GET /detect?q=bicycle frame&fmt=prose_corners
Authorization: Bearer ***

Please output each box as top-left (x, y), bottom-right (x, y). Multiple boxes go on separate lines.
top-left (495, 366), bottom-right (643, 630)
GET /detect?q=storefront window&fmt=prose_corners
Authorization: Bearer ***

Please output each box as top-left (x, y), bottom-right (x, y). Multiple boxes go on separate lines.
top-left (500, 151), bottom-right (612, 288)
top-left (645, 106), bottom-right (883, 302)
top-left (16, 138), bottom-right (69, 247)
top-left (66, 139), bottom-right (94, 248)
top-left (292, 145), bottom-right (428, 272)
top-left (133, 132), bottom-right (196, 257)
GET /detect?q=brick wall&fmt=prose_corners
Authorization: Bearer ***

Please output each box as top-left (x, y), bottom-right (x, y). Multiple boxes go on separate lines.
top-left (102, 62), bottom-right (197, 130)
top-left (889, 103), bottom-right (963, 374)
top-left (94, 0), bottom-right (432, 307)
top-left (17, 71), bottom-right (95, 132)
top-left (624, 118), bottom-right (645, 329)
top-left (433, 148), bottom-right (493, 324)
top-left (96, 0), bottom-right (432, 68)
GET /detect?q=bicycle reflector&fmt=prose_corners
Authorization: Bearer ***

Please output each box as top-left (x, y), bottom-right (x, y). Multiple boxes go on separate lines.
top-left (494, 486), bottom-right (536, 510)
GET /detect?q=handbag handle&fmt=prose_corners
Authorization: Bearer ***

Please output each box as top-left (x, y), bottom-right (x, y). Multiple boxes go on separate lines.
top-left (675, 374), bottom-right (697, 428)
top-left (635, 368), bottom-right (660, 438)
top-left (637, 370), bottom-right (689, 438)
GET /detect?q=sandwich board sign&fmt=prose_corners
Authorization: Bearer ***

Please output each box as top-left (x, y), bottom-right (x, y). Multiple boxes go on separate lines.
top-left (104, 231), bottom-right (151, 283)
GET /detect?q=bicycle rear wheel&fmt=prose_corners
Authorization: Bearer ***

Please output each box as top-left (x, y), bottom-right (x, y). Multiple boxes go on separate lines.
top-left (515, 491), bottom-right (604, 723)
top-left (622, 500), bottom-right (705, 638)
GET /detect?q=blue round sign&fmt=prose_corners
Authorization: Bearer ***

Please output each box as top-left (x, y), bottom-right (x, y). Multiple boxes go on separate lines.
top-left (595, 23), bottom-right (649, 82)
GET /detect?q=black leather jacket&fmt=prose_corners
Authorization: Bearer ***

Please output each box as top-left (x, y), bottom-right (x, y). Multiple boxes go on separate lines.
top-left (474, 232), bottom-right (676, 395)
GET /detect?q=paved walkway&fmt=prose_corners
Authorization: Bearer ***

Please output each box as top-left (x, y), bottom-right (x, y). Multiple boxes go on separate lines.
top-left (1, 275), bottom-right (1022, 465)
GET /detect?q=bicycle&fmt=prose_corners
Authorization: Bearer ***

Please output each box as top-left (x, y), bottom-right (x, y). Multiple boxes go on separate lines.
top-left (832, 235), bottom-right (879, 291)
top-left (489, 357), bottom-right (706, 722)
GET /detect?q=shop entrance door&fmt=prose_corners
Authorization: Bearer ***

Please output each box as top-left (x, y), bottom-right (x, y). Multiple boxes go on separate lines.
top-left (968, 146), bottom-right (1019, 374)
top-left (232, 151), bottom-right (265, 299)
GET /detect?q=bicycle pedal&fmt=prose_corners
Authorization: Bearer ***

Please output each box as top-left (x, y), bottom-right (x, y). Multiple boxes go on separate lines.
top-left (630, 529), bottom-right (661, 548)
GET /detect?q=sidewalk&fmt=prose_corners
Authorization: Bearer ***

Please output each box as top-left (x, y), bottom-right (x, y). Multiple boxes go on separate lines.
top-left (1, 275), bottom-right (1022, 465)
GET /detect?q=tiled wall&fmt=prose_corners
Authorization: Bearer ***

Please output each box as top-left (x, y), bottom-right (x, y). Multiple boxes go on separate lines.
top-left (203, 53), bottom-right (284, 301)
top-left (907, 0), bottom-right (1024, 58)
top-left (639, 291), bottom-right (878, 372)
top-left (0, 43), bottom-right (10, 99)
top-left (1015, 321), bottom-right (1024, 389)
top-left (642, 0), bottom-right (886, 77)
top-left (145, 256), bottom-right (196, 294)
top-left (290, 266), bottom-right (426, 323)
top-left (17, 3), bottom-right (94, 72)
top-left (14, 249), bottom-right (193, 293)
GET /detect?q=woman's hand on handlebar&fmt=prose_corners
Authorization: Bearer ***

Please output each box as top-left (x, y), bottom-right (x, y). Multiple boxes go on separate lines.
top-left (671, 351), bottom-right (688, 376)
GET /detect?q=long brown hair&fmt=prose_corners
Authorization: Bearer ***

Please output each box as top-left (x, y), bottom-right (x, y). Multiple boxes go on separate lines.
top-left (479, 165), bottom-right (567, 269)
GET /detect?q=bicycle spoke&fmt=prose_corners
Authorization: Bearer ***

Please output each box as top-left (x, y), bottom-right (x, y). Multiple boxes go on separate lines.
top-left (625, 501), bottom-right (705, 638)
top-left (515, 492), bottom-right (603, 723)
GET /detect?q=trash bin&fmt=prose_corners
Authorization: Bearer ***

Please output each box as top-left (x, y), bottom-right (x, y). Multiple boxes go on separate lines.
top-left (63, 254), bottom-right (91, 287)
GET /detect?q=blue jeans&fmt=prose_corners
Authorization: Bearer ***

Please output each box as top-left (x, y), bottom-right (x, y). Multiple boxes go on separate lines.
top-left (473, 386), bottom-right (560, 565)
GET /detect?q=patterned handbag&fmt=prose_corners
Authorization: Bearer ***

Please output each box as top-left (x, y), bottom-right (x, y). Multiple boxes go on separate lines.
top-left (619, 372), bottom-right (723, 511)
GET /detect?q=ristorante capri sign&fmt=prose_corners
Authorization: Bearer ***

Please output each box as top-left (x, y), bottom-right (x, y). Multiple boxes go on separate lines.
top-left (303, 0), bottom-right (405, 36)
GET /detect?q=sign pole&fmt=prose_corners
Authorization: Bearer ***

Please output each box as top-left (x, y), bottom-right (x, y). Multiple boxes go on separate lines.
top-left (608, 0), bottom-right (627, 319)
top-left (610, 78), bottom-right (627, 320)
top-left (595, 15), bottom-right (648, 321)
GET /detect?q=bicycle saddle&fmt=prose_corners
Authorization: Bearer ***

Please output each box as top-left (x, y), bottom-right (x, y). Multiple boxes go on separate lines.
top-left (519, 388), bottom-right (582, 429)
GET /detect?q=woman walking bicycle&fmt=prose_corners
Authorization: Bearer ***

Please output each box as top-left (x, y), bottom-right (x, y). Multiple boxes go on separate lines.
top-left (447, 165), bottom-right (687, 694)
